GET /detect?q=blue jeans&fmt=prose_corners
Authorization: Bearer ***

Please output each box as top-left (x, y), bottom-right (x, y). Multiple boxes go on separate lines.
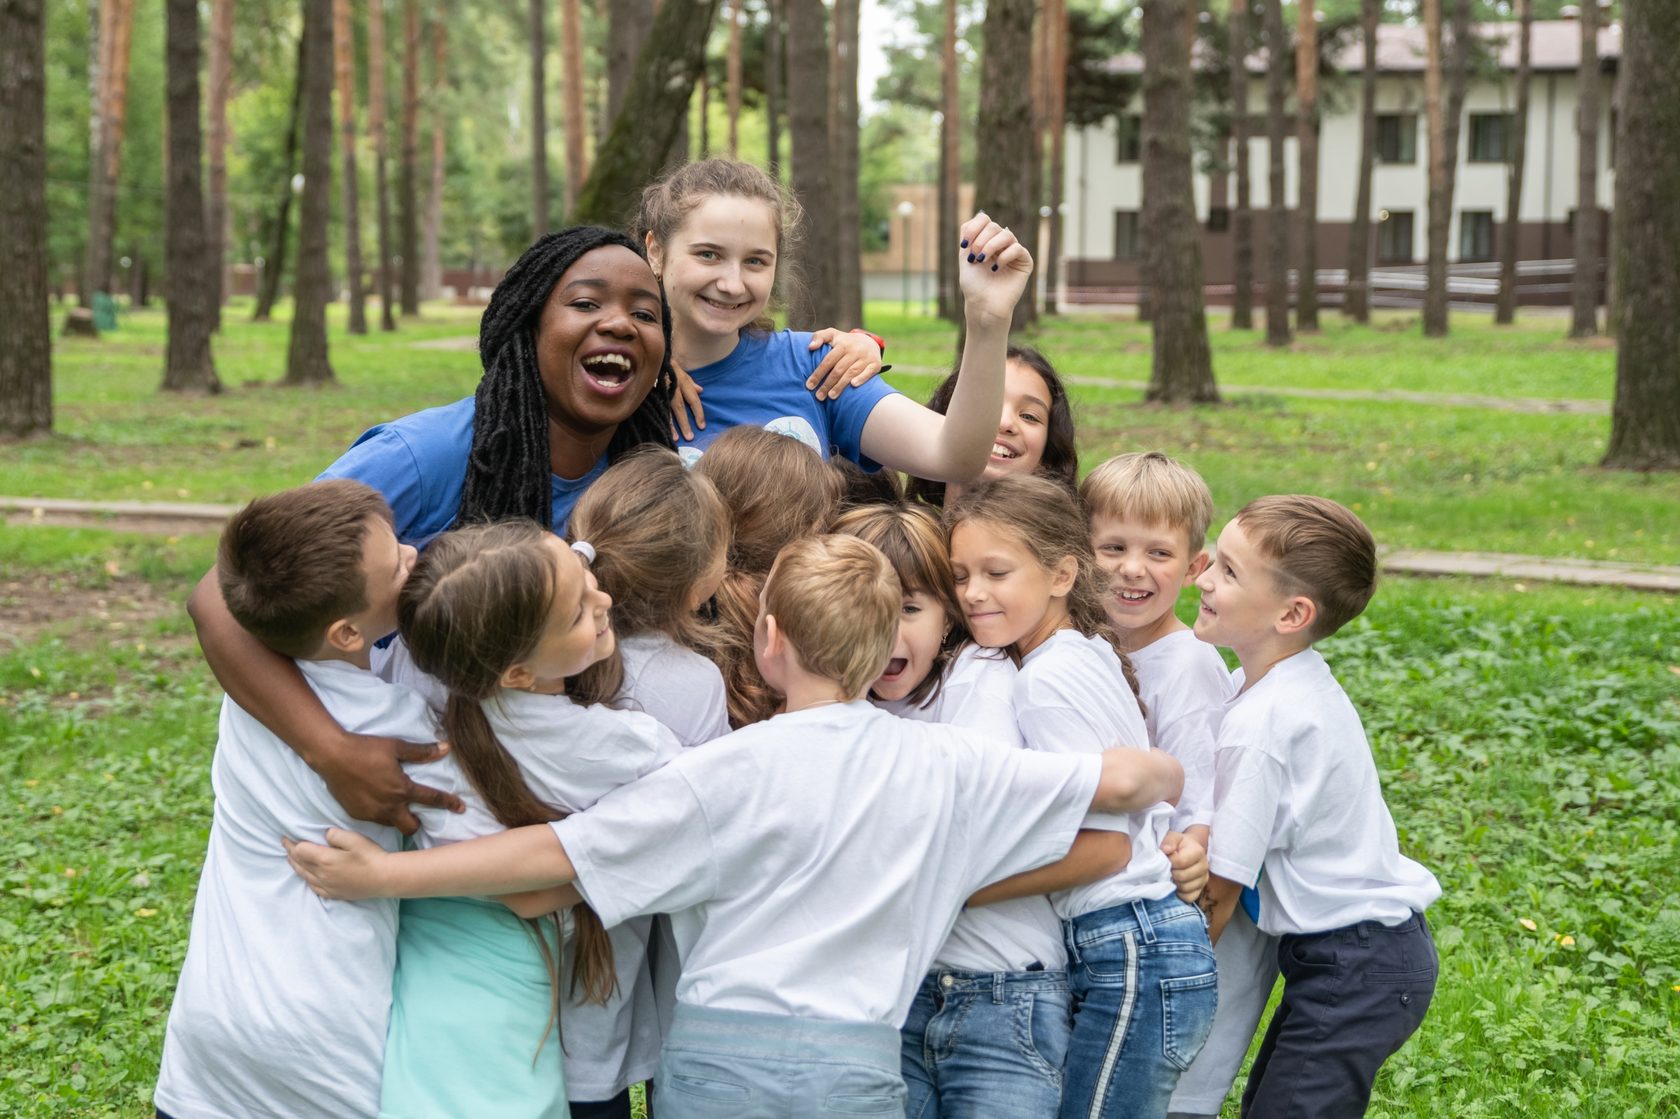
top-left (901, 968), bottom-right (1072, 1119)
top-left (1059, 896), bottom-right (1219, 1119)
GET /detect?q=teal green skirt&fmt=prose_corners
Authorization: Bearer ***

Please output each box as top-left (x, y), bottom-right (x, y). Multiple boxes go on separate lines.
top-left (380, 896), bottom-right (569, 1119)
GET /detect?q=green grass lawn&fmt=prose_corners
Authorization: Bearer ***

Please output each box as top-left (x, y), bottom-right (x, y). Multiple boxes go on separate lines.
top-left (2, 300), bottom-right (1677, 1115)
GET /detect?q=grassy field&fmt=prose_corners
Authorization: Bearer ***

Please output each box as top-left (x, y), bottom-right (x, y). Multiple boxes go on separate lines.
top-left (2, 302), bottom-right (1677, 1116)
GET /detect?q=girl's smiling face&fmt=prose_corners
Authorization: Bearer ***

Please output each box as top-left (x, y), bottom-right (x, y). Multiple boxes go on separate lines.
top-left (648, 194), bottom-right (778, 358)
top-left (533, 245), bottom-right (666, 437)
top-left (949, 520), bottom-right (1075, 657)
top-left (509, 539), bottom-right (616, 693)
top-left (870, 590), bottom-right (951, 702)
top-left (983, 359), bottom-right (1054, 482)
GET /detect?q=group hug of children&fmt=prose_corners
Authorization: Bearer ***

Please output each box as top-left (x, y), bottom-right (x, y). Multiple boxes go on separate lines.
top-left (153, 158), bottom-right (1440, 1119)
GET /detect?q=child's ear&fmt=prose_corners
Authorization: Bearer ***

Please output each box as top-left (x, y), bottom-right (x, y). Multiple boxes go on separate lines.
top-left (499, 662), bottom-right (537, 691)
top-left (762, 613), bottom-right (785, 659)
top-left (643, 232), bottom-right (663, 278)
top-left (1049, 554), bottom-right (1079, 599)
top-left (1275, 594), bottom-right (1317, 638)
top-left (1185, 550), bottom-right (1211, 583)
top-left (323, 618), bottom-right (367, 656)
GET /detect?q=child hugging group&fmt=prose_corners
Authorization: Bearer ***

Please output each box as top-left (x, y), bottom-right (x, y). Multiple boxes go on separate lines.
top-left (155, 156), bottom-right (1441, 1119)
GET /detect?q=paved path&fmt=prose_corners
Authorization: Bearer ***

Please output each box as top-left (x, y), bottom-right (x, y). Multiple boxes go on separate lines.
top-left (3, 495), bottom-right (1673, 593)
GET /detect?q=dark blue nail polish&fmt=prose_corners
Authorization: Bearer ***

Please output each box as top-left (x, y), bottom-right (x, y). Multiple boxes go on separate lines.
top-left (961, 239), bottom-right (969, 248)
top-left (967, 253), bottom-right (976, 263)
top-left (991, 263), bottom-right (999, 272)
top-left (977, 252), bottom-right (986, 262)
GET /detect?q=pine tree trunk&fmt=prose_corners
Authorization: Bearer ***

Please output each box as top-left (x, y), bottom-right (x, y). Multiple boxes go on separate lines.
top-left (1043, 0), bottom-right (1066, 317)
top-left (832, 0), bottom-right (862, 328)
top-left (421, 16), bottom-right (444, 301)
top-left (335, 0), bottom-right (368, 334)
top-left (572, 0), bottom-right (721, 228)
top-left (975, 0), bottom-right (1038, 333)
top-left (286, 0), bottom-right (335, 385)
top-left (1604, 0), bottom-right (1680, 469)
top-left (398, 0), bottom-right (419, 314)
top-left (1344, 0), bottom-right (1377, 323)
top-left (1495, 0), bottom-right (1531, 325)
top-left (1263, 0), bottom-right (1290, 346)
top-left (1294, 0), bottom-right (1319, 331)
top-left (726, 0), bottom-right (742, 157)
top-left (207, 0), bottom-right (232, 325)
top-left (606, 0), bottom-right (654, 126)
top-left (1229, 0), bottom-right (1253, 329)
top-left (254, 33), bottom-right (305, 322)
top-left (561, 0), bottom-right (586, 220)
top-left (1570, 0), bottom-right (1600, 337)
top-left (765, 0), bottom-right (783, 175)
top-left (162, 0), bottom-right (220, 393)
top-left (369, 0), bottom-right (395, 329)
top-left (785, 0), bottom-right (837, 326)
top-left (1, 0), bottom-right (52, 437)
top-left (85, 0), bottom-right (134, 304)
top-left (1143, 0), bottom-right (1217, 402)
top-left (937, 0), bottom-right (960, 323)
top-left (1424, 0), bottom-right (1469, 337)
top-left (530, 0), bottom-right (548, 236)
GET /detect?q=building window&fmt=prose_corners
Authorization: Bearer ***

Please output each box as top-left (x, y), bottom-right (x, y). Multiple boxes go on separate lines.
top-left (1206, 207), bottom-right (1231, 233)
top-left (1468, 113), bottom-right (1515, 162)
top-left (1115, 115), bottom-right (1142, 163)
top-left (1114, 210), bottom-right (1140, 260)
top-left (1459, 211), bottom-right (1495, 262)
top-left (1376, 210), bottom-right (1414, 264)
top-left (1375, 114), bottom-right (1417, 164)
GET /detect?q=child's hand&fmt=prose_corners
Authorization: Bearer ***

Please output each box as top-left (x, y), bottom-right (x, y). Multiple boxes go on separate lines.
top-left (316, 733), bottom-right (465, 835)
top-left (806, 328), bottom-right (885, 400)
top-left (1161, 830), bottom-right (1209, 904)
top-left (284, 828), bottom-right (390, 901)
top-left (669, 361), bottom-right (704, 441)
top-left (956, 211), bottom-right (1033, 326)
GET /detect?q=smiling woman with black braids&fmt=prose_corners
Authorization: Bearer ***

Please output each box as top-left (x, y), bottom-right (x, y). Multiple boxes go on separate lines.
top-left (184, 226), bottom-right (677, 834)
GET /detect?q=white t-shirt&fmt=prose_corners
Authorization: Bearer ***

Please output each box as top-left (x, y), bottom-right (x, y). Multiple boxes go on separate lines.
top-left (155, 660), bottom-right (438, 1119)
top-left (1014, 630), bottom-right (1176, 919)
top-left (405, 689), bottom-right (683, 1102)
top-left (618, 632), bottom-right (731, 748)
top-left (1129, 628), bottom-right (1233, 832)
top-left (553, 701), bottom-right (1100, 1027)
top-left (1207, 649), bottom-right (1441, 937)
top-left (881, 645), bottom-right (1067, 973)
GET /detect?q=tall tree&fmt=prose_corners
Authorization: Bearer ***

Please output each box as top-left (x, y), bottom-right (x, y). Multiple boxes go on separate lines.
top-left (975, 0), bottom-right (1038, 332)
top-left (368, 0), bottom-right (395, 329)
top-left (1262, 0), bottom-right (1291, 346)
top-left (726, 0), bottom-right (743, 156)
top-left (766, 0), bottom-right (784, 175)
top-left (421, 16), bottom-right (445, 300)
top-left (1294, 0), bottom-right (1319, 331)
top-left (1142, 0), bottom-right (1217, 402)
top-left (606, 0), bottom-right (654, 125)
top-left (530, 0), bottom-right (549, 236)
top-left (1, 0), bottom-right (51, 437)
top-left (334, 0), bottom-right (368, 333)
top-left (1494, 0), bottom-right (1532, 325)
top-left (1043, 0), bottom-right (1067, 317)
top-left (398, 0), bottom-right (419, 314)
top-left (573, 0), bottom-right (720, 227)
top-left (832, 0), bottom-right (862, 327)
top-left (84, 0), bottom-right (135, 306)
top-left (1422, 0), bottom-right (1470, 337)
top-left (1228, 0), bottom-right (1254, 329)
top-left (162, 0), bottom-right (220, 393)
top-left (253, 33), bottom-right (304, 321)
top-left (1569, 0), bottom-right (1599, 337)
top-left (1344, 0), bottom-right (1377, 323)
top-left (286, 0), bottom-right (336, 385)
top-left (937, 0), bottom-right (960, 323)
top-left (1604, 0), bottom-right (1680, 469)
top-left (786, 0), bottom-right (837, 325)
top-left (561, 0), bottom-right (586, 219)
top-left (207, 0), bottom-right (233, 323)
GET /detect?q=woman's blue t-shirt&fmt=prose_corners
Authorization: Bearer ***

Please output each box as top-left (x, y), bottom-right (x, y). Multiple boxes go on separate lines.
top-left (317, 396), bottom-right (607, 547)
top-left (674, 331), bottom-right (900, 470)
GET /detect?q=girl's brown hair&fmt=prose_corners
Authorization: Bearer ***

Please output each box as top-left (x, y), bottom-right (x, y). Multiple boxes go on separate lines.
top-left (828, 502), bottom-right (967, 709)
top-left (944, 475), bottom-right (1143, 705)
top-left (632, 158), bottom-right (803, 331)
top-left (397, 522), bottom-right (618, 1050)
top-left (695, 427), bottom-right (842, 726)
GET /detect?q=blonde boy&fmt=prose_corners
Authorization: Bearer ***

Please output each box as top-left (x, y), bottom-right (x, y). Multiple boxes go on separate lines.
top-left (1196, 495), bottom-right (1440, 1118)
top-left (285, 534), bottom-right (1187, 1113)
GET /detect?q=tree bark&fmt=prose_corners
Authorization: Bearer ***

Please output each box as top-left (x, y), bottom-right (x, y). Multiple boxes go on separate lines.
top-left (335, 0), bottom-right (368, 333)
top-left (561, 0), bottom-right (586, 220)
top-left (832, 0), bottom-right (862, 327)
top-left (1143, 0), bottom-right (1217, 403)
top-left (1495, 0), bottom-right (1531, 325)
top-left (207, 0), bottom-right (233, 324)
top-left (369, 0), bottom-right (395, 329)
top-left (765, 0), bottom-right (783, 175)
top-left (607, 0), bottom-right (654, 126)
top-left (975, 0), bottom-right (1038, 333)
top-left (398, 0), bottom-right (419, 314)
top-left (530, 0), bottom-right (549, 235)
top-left (1344, 0), bottom-right (1377, 323)
top-left (253, 33), bottom-right (305, 322)
top-left (421, 15), bottom-right (445, 301)
top-left (286, 0), bottom-right (336, 385)
top-left (726, 0), bottom-right (742, 157)
top-left (162, 0), bottom-right (221, 393)
top-left (1423, 0), bottom-right (1470, 337)
top-left (1604, 0), bottom-right (1680, 469)
top-left (785, 0), bottom-right (837, 326)
top-left (84, 0), bottom-right (134, 305)
top-left (573, 0), bottom-right (721, 228)
top-left (1294, 0), bottom-right (1319, 331)
top-left (1262, 0), bottom-right (1290, 346)
top-left (1228, 0), bottom-right (1253, 329)
top-left (1043, 0), bottom-right (1066, 317)
top-left (1569, 0), bottom-right (1599, 337)
top-left (937, 0), bottom-right (960, 323)
top-left (0, 0), bottom-right (51, 437)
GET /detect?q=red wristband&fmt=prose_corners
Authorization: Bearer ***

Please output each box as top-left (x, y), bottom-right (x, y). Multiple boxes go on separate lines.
top-left (848, 328), bottom-right (886, 356)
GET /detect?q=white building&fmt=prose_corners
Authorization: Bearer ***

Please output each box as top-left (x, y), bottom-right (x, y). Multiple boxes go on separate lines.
top-left (1062, 18), bottom-right (1620, 304)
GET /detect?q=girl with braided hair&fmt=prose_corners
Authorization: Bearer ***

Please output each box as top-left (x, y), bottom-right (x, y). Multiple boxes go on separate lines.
top-left (187, 226), bottom-right (676, 836)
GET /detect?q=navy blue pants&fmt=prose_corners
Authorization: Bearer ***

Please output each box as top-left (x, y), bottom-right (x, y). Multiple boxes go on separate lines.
top-left (1241, 911), bottom-right (1437, 1118)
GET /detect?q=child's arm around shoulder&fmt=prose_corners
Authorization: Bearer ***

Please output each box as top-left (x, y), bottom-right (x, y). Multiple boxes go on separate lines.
top-left (1092, 746), bottom-right (1184, 814)
top-left (285, 823), bottom-right (579, 901)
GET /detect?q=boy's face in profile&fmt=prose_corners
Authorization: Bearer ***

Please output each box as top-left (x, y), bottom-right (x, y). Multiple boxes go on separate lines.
top-left (348, 516), bottom-right (416, 648)
top-left (1193, 517), bottom-right (1290, 661)
top-left (1089, 511), bottom-right (1209, 648)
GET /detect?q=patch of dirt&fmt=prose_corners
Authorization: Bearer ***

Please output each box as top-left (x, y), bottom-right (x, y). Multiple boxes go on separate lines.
top-left (0, 572), bottom-right (194, 654)
top-left (5, 509), bottom-right (224, 536)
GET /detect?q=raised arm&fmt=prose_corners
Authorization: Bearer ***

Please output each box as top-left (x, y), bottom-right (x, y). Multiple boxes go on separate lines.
top-left (188, 566), bottom-right (461, 834)
top-left (285, 823), bottom-right (577, 901)
top-left (857, 212), bottom-right (1031, 482)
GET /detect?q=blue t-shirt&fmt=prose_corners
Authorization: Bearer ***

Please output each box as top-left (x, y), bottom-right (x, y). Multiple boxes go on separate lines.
top-left (675, 331), bottom-right (899, 470)
top-left (317, 396), bottom-right (607, 546)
